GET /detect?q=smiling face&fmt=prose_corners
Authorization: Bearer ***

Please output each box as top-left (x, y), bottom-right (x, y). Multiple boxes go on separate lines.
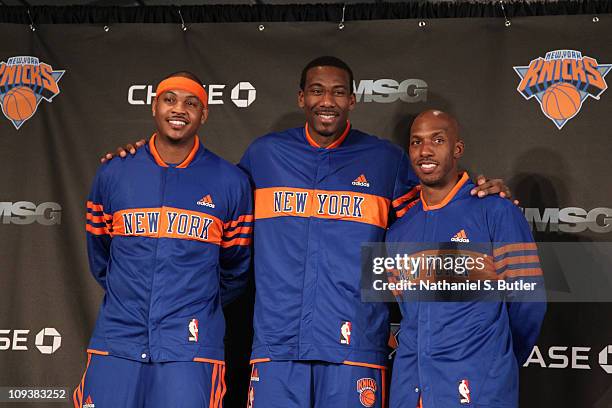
top-left (298, 65), bottom-right (355, 142)
top-left (409, 110), bottom-right (464, 187)
top-left (152, 88), bottom-right (207, 143)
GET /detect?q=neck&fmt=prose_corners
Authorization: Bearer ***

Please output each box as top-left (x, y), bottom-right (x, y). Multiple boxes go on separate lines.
top-left (308, 121), bottom-right (348, 148)
top-left (154, 134), bottom-right (196, 164)
top-left (421, 170), bottom-right (461, 206)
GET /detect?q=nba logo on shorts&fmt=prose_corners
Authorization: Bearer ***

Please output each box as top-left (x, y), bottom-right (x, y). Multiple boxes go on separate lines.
top-left (513, 50), bottom-right (611, 129)
top-left (0, 56), bottom-right (64, 130)
top-left (340, 321), bottom-right (352, 345)
top-left (188, 318), bottom-right (199, 342)
top-left (458, 379), bottom-right (471, 404)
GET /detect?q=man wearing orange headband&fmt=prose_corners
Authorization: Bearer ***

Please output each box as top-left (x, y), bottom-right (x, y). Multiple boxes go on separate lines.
top-left (75, 71), bottom-right (252, 408)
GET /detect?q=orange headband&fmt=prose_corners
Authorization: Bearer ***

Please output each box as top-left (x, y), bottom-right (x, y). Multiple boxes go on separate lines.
top-left (155, 77), bottom-right (208, 108)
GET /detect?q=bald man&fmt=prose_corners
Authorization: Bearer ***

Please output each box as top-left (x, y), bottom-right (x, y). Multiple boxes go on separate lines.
top-left (385, 110), bottom-right (546, 408)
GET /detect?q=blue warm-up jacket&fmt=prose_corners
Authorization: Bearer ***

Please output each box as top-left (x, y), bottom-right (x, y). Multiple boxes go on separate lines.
top-left (386, 172), bottom-right (546, 408)
top-left (239, 123), bottom-right (419, 367)
top-left (85, 135), bottom-right (252, 364)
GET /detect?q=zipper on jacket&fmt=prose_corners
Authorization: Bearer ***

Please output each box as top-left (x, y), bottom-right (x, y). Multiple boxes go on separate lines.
top-left (146, 166), bottom-right (168, 359)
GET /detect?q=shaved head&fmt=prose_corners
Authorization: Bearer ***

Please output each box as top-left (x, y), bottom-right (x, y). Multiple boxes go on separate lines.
top-left (411, 110), bottom-right (460, 143)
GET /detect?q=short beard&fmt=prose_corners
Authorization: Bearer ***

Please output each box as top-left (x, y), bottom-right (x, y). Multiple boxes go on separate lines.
top-left (419, 176), bottom-right (445, 188)
top-left (314, 126), bottom-right (335, 138)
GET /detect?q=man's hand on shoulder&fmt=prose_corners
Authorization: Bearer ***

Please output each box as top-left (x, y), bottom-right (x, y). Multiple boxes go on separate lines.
top-left (470, 174), bottom-right (520, 205)
top-left (100, 139), bottom-right (147, 163)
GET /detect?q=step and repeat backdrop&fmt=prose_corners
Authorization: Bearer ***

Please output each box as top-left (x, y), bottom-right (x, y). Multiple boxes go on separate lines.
top-left (0, 15), bottom-right (611, 407)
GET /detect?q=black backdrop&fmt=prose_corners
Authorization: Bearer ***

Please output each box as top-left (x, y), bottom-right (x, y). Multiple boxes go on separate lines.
top-left (0, 3), bottom-right (611, 408)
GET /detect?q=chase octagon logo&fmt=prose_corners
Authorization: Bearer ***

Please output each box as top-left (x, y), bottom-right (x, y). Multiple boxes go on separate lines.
top-left (0, 56), bottom-right (64, 130)
top-left (513, 50), bottom-right (611, 129)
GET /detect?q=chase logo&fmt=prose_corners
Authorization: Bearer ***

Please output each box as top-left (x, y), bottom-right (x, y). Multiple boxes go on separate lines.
top-left (0, 56), bottom-right (65, 130)
top-left (514, 50), bottom-right (611, 129)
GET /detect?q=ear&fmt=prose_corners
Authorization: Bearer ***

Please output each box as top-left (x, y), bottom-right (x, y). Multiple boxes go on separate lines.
top-left (454, 139), bottom-right (465, 159)
top-left (152, 97), bottom-right (157, 117)
top-left (348, 93), bottom-right (356, 111)
top-left (200, 107), bottom-right (208, 125)
top-left (298, 90), bottom-right (305, 108)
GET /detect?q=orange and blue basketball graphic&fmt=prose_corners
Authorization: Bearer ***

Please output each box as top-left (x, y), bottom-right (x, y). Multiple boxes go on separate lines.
top-left (357, 378), bottom-right (378, 407)
top-left (0, 56), bottom-right (65, 130)
top-left (2, 86), bottom-right (38, 122)
top-left (541, 82), bottom-right (582, 121)
top-left (514, 50), bottom-right (611, 129)
top-left (359, 388), bottom-right (376, 407)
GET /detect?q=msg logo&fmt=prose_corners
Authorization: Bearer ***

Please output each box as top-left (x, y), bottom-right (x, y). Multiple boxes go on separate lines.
top-left (354, 79), bottom-right (428, 103)
top-left (0, 201), bottom-right (62, 225)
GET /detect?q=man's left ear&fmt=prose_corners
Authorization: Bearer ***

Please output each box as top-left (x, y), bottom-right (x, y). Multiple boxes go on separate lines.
top-left (152, 97), bottom-right (158, 117)
top-left (201, 107), bottom-right (208, 124)
top-left (348, 93), bottom-right (356, 111)
top-left (454, 140), bottom-right (465, 159)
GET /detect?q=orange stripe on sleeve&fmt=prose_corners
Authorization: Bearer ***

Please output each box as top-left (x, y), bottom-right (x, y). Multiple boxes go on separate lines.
top-left (494, 243), bottom-right (538, 257)
top-left (87, 201), bottom-right (104, 213)
top-left (223, 214), bottom-right (254, 229)
top-left (223, 226), bottom-right (252, 238)
top-left (86, 212), bottom-right (112, 224)
top-left (500, 268), bottom-right (543, 279)
top-left (494, 255), bottom-right (540, 270)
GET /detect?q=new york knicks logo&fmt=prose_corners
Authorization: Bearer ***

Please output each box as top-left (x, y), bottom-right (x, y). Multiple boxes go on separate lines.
top-left (514, 50), bottom-right (611, 129)
top-left (356, 378), bottom-right (377, 407)
top-left (0, 56), bottom-right (64, 130)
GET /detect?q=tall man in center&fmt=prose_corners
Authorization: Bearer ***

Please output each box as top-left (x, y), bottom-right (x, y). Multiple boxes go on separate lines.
top-left (239, 57), bottom-right (419, 407)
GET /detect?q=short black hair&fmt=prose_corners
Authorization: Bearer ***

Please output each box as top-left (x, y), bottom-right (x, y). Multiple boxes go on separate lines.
top-left (299, 56), bottom-right (354, 93)
top-left (163, 70), bottom-right (203, 85)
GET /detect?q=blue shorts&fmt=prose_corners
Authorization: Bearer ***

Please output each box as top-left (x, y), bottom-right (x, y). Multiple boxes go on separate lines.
top-left (247, 360), bottom-right (387, 408)
top-left (73, 353), bottom-right (226, 408)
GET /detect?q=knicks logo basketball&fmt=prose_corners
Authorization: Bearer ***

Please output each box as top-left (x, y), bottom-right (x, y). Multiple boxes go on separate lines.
top-left (514, 50), bottom-right (611, 129)
top-left (356, 378), bottom-right (377, 407)
top-left (0, 56), bottom-right (64, 130)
